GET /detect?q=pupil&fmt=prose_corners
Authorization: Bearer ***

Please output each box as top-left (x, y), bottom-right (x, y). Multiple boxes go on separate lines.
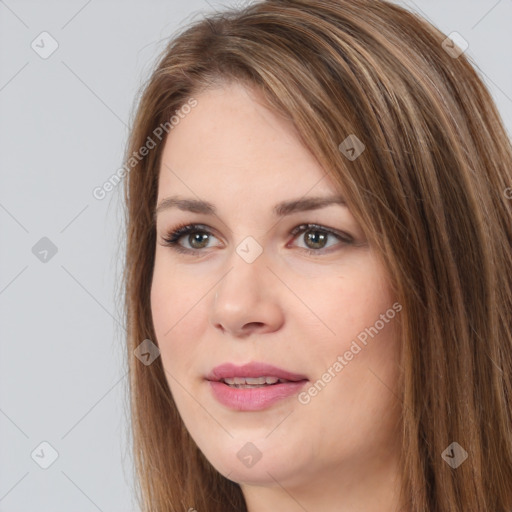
top-left (190, 232), bottom-right (208, 248)
top-left (306, 230), bottom-right (326, 249)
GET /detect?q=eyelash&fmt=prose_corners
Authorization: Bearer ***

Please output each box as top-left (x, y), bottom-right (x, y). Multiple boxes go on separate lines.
top-left (160, 222), bottom-right (354, 256)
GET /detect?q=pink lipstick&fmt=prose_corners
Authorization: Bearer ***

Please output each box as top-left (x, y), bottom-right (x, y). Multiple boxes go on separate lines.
top-left (206, 362), bottom-right (308, 411)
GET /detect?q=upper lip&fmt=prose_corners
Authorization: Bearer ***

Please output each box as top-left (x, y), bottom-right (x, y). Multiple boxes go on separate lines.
top-left (206, 362), bottom-right (308, 382)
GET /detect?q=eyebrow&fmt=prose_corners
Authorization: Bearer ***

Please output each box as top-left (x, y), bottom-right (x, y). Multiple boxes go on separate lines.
top-left (154, 194), bottom-right (346, 220)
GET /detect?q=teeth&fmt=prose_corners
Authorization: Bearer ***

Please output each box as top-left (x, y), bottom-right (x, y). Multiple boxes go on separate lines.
top-left (222, 376), bottom-right (284, 386)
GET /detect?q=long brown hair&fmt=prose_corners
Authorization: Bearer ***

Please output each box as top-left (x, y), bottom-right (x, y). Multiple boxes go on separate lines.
top-left (122, 0), bottom-right (512, 510)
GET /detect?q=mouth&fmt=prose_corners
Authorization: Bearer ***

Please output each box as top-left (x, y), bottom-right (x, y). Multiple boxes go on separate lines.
top-left (220, 376), bottom-right (296, 388)
top-left (205, 362), bottom-right (309, 411)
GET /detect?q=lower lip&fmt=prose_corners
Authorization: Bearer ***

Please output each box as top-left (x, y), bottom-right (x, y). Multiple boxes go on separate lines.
top-left (208, 380), bottom-right (308, 411)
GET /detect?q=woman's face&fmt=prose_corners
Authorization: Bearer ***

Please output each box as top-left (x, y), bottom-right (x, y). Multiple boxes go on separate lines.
top-left (151, 82), bottom-right (403, 502)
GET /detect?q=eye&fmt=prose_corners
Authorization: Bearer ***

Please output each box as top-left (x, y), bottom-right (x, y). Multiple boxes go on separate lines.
top-left (159, 222), bottom-right (354, 256)
top-left (288, 223), bottom-right (353, 254)
top-left (160, 223), bottom-right (220, 255)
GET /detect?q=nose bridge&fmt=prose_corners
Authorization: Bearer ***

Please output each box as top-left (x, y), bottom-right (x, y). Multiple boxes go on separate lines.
top-left (210, 239), bottom-right (284, 335)
top-left (219, 236), bottom-right (268, 299)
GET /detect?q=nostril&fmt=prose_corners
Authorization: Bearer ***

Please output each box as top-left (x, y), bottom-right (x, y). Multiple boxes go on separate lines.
top-left (242, 322), bottom-right (265, 331)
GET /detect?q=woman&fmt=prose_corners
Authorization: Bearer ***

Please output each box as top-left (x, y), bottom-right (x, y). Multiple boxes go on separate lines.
top-left (122, 0), bottom-right (512, 510)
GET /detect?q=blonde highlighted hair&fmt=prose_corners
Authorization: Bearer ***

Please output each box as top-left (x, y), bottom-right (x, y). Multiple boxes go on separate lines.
top-left (122, 0), bottom-right (512, 510)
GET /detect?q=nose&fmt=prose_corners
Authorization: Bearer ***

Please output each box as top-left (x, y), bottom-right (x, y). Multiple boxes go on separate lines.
top-left (209, 249), bottom-right (285, 338)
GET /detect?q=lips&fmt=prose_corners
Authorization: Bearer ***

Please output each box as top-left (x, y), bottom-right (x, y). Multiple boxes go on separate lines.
top-left (206, 362), bottom-right (309, 411)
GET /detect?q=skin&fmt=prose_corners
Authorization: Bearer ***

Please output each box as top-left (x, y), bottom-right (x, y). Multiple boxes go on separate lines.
top-left (151, 81), bottom-right (405, 511)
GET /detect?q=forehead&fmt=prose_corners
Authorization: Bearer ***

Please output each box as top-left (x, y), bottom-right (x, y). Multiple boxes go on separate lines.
top-left (157, 82), bottom-right (340, 201)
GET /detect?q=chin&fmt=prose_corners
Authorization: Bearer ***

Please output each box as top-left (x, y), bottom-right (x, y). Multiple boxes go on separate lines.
top-left (200, 440), bottom-right (308, 488)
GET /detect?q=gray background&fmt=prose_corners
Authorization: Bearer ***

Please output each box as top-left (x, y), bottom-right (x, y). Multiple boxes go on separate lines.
top-left (0, 0), bottom-right (510, 510)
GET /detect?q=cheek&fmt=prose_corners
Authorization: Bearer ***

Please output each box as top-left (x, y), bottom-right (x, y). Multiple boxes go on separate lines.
top-left (150, 258), bottom-right (175, 338)
top-left (296, 260), bottom-right (395, 348)
top-left (150, 253), bottom-right (194, 331)
top-left (300, 266), bottom-right (400, 417)
top-left (343, 277), bottom-right (395, 337)
top-left (150, 257), bottom-right (208, 372)
top-left (298, 273), bottom-right (401, 455)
